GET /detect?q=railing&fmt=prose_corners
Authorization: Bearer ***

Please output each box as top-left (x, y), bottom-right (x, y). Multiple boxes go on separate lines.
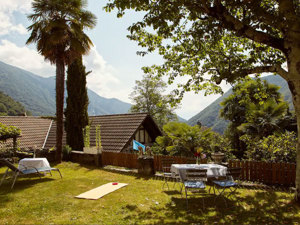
top-left (229, 160), bottom-right (296, 186)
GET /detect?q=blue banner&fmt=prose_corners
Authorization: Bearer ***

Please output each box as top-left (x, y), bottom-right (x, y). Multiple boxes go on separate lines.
top-left (133, 140), bottom-right (145, 152)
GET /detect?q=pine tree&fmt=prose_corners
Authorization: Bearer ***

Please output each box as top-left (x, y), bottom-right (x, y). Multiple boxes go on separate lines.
top-left (65, 57), bottom-right (89, 151)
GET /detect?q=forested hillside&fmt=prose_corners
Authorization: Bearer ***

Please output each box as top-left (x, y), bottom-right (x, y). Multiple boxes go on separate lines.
top-left (0, 91), bottom-right (29, 116)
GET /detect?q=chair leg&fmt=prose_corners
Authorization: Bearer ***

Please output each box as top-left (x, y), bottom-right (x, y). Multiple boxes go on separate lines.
top-left (185, 187), bottom-right (189, 209)
top-left (162, 176), bottom-right (169, 190)
top-left (11, 172), bottom-right (19, 189)
top-left (214, 186), bottom-right (228, 207)
top-left (0, 168), bottom-right (9, 187)
top-left (57, 169), bottom-right (62, 178)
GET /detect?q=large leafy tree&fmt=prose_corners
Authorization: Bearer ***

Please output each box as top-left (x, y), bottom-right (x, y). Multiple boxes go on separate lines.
top-left (156, 121), bottom-right (214, 156)
top-left (130, 73), bottom-right (177, 128)
top-left (27, 0), bottom-right (96, 162)
top-left (220, 77), bottom-right (286, 157)
top-left (65, 57), bottom-right (89, 151)
top-left (105, 0), bottom-right (300, 201)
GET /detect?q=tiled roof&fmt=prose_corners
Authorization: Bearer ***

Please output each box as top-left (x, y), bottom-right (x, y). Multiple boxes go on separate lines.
top-left (89, 113), bottom-right (152, 152)
top-left (44, 113), bottom-right (161, 152)
top-left (0, 116), bottom-right (52, 150)
top-left (0, 113), bottom-right (162, 153)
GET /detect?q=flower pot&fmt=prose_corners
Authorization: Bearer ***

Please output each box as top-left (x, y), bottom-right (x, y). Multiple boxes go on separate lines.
top-left (137, 156), bottom-right (155, 176)
top-left (211, 153), bottom-right (225, 164)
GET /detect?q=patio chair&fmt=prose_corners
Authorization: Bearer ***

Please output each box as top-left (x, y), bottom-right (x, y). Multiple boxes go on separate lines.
top-left (211, 167), bottom-right (241, 206)
top-left (161, 158), bottom-right (180, 190)
top-left (0, 159), bottom-right (62, 189)
top-left (182, 168), bottom-right (207, 209)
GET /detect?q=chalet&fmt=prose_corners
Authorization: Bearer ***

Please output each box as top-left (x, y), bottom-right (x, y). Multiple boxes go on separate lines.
top-left (0, 113), bottom-right (162, 152)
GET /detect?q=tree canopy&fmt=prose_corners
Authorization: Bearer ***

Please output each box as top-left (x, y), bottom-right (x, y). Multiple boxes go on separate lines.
top-left (130, 73), bottom-right (177, 127)
top-left (105, 0), bottom-right (300, 201)
top-left (220, 77), bottom-right (290, 157)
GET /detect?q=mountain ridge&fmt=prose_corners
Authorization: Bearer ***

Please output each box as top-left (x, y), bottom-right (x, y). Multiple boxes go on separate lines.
top-left (187, 75), bottom-right (293, 133)
top-left (0, 61), bottom-right (131, 116)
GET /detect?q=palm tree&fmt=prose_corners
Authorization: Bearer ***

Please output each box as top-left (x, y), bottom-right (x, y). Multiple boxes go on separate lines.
top-left (238, 100), bottom-right (289, 138)
top-left (26, 0), bottom-right (96, 162)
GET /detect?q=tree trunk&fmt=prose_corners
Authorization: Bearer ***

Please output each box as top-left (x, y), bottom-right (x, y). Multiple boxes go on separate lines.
top-left (290, 80), bottom-right (300, 203)
top-left (55, 58), bottom-right (65, 163)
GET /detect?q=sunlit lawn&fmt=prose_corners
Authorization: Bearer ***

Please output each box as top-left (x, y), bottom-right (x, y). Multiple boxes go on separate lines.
top-left (0, 162), bottom-right (299, 224)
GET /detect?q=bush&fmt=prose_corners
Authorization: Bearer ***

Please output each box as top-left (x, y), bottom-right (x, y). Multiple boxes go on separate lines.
top-left (241, 131), bottom-right (297, 163)
top-left (62, 145), bottom-right (72, 161)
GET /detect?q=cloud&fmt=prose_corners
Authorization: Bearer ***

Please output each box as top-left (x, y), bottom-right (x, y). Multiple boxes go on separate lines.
top-left (0, 40), bottom-right (55, 77)
top-left (0, 0), bottom-right (31, 36)
top-left (84, 47), bottom-right (130, 102)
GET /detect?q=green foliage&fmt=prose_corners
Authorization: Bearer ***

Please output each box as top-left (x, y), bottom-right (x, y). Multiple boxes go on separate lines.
top-left (0, 123), bottom-right (21, 140)
top-left (65, 57), bottom-right (89, 151)
top-left (62, 145), bottom-right (72, 161)
top-left (220, 77), bottom-right (289, 158)
top-left (95, 125), bottom-right (102, 149)
top-left (83, 125), bottom-right (90, 148)
top-left (130, 73), bottom-right (177, 128)
top-left (241, 132), bottom-right (297, 163)
top-left (153, 121), bottom-right (235, 160)
top-left (0, 91), bottom-right (29, 116)
top-left (104, 1), bottom-right (289, 103)
top-left (238, 100), bottom-right (289, 138)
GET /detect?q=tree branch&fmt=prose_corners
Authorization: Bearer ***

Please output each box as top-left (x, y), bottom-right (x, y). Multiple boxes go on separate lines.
top-left (221, 65), bottom-right (289, 83)
top-left (192, 1), bottom-right (286, 54)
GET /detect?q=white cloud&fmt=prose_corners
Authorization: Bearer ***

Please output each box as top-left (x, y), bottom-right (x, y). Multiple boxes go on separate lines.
top-left (0, 40), bottom-right (55, 77)
top-left (84, 47), bottom-right (131, 102)
top-left (0, 0), bottom-right (31, 36)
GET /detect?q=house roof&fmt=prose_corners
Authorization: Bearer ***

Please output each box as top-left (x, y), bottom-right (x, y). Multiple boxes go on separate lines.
top-left (0, 113), bottom-right (162, 153)
top-left (0, 116), bottom-right (52, 150)
top-left (44, 113), bottom-right (162, 152)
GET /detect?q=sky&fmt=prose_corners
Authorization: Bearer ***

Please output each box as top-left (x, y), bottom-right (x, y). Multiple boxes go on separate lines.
top-left (0, 0), bottom-right (231, 120)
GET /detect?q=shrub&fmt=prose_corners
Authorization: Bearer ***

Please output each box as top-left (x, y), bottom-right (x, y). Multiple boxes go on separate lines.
top-left (62, 145), bottom-right (72, 161)
top-left (241, 131), bottom-right (297, 163)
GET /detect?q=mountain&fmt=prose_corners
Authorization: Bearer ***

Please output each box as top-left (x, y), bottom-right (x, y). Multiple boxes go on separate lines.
top-left (0, 61), bottom-right (131, 116)
top-left (0, 91), bottom-right (29, 116)
top-left (187, 75), bottom-right (293, 133)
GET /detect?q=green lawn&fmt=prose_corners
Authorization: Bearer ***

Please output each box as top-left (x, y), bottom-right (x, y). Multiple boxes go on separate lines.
top-left (0, 162), bottom-right (299, 224)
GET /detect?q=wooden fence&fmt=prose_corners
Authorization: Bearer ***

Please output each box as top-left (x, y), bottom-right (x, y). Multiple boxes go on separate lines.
top-left (101, 152), bottom-right (296, 186)
top-left (229, 160), bottom-right (296, 186)
top-left (102, 151), bottom-right (205, 171)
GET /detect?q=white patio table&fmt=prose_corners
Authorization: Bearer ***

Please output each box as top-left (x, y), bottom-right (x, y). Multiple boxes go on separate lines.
top-left (18, 158), bottom-right (50, 170)
top-left (170, 164), bottom-right (227, 181)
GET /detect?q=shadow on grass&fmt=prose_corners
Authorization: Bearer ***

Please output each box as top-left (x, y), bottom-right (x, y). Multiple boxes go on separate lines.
top-left (122, 189), bottom-right (300, 224)
top-left (0, 176), bottom-right (54, 207)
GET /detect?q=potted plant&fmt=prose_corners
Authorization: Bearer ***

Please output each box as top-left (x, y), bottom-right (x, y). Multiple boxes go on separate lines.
top-left (211, 152), bottom-right (225, 164)
top-left (137, 146), bottom-right (155, 175)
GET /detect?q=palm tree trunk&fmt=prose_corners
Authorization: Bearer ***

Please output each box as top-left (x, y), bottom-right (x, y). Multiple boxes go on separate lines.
top-left (55, 57), bottom-right (65, 163)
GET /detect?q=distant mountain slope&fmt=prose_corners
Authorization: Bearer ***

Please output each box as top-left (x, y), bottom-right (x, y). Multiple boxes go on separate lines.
top-left (187, 75), bottom-right (293, 133)
top-left (0, 61), bottom-right (131, 116)
top-left (0, 91), bottom-right (28, 116)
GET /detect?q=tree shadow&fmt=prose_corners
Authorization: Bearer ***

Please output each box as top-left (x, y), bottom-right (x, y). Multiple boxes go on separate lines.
top-left (121, 188), bottom-right (300, 224)
top-left (0, 176), bottom-right (54, 206)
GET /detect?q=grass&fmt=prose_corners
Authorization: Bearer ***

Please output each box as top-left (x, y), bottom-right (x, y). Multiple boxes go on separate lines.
top-left (0, 162), bottom-right (300, 224)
